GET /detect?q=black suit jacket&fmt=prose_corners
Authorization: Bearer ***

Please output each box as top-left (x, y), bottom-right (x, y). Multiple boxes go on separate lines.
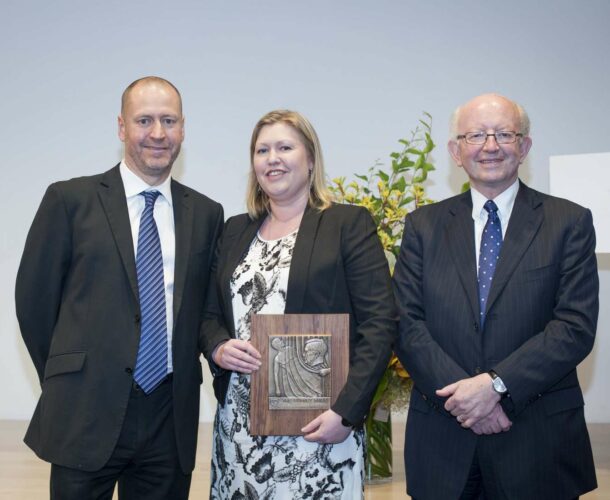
top-left (394, 182), bottom-right (598, 499)
top-left (16, 165), bottom-right (223, 473)
top-left (201, 204), bottom-right (397, 425)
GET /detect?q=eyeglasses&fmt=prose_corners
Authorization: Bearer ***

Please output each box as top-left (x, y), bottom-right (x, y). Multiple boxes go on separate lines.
top-left (457, 131), bottom-right (523, 145)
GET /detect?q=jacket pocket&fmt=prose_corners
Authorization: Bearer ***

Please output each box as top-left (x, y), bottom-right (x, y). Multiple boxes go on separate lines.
top-left (44, 351), bottom-right (86, 380)
top-left (409, 387), bottom-right (431, 414)
top-left (522, 263), bottom-right (558, 283)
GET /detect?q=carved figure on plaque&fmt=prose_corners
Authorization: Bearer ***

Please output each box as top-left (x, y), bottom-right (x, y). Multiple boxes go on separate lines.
top-left (269, 335), bottom-right (331, 410)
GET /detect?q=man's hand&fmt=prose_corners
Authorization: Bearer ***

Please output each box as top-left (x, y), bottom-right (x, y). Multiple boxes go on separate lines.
top-left (301, 409), bottom-right (352, 444)
top-left (212, 339), bottom-right (261, 373)
top-left (470, 403), bottom-right (512, 435)
top-left (436, 373), bottom-right (500, 428)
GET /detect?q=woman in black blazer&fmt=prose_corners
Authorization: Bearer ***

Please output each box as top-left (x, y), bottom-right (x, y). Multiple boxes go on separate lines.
top-left (202, 110), bottom-right (396, 499)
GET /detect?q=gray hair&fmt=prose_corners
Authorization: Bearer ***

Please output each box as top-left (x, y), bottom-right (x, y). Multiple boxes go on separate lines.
top-left (449, 94), bottom-right (530, 139)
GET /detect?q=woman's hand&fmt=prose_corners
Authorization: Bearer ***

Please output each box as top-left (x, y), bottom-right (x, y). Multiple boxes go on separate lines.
top-left (212, 339), bottom-right (261, 373)
top-left (301, 409), bottom-right (352, 444)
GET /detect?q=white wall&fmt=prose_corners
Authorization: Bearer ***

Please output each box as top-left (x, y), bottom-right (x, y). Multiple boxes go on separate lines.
top-left (2, 0), bottom-right (609, 423)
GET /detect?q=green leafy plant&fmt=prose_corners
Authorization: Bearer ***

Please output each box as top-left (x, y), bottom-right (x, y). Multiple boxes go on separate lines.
top-left (329, 112), bottom-right (437, 480)
top-left (330, 112), bottom-right (435, 272)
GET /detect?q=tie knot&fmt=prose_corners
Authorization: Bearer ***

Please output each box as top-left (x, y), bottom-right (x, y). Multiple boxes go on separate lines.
top-left (484, 199), bottom-right (499, 215)
top-left (142, 190), bottom-right (161, 208)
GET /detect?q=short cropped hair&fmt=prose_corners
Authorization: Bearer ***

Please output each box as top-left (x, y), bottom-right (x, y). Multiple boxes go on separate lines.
top-left (121, 76), bottom-right (182, 115)
top-left (449, 94), bottom-right (530, 139)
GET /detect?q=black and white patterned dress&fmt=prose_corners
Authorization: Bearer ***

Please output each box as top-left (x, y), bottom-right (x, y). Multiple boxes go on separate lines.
top-left (210, 230), bottom-right (365, 499)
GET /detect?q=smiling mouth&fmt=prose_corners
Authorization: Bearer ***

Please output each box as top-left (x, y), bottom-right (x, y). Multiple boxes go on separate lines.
top-left (266, 169), bottom-right (287, 177)
top-left (145, 146), bottom-right (169, 154)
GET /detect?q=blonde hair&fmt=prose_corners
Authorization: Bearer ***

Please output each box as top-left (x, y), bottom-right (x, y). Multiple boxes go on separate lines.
top-left (246, 110), bottom-right (333, 219)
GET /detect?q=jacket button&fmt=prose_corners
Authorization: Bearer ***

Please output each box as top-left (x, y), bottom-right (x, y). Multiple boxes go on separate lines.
top-left (125, 367), bottom-right (133, 374)
top-left (474, 366), bottom-right (482, 374)
top-left (422, 394), bottom-right (428, 401)
top-left (135, 314), bottom-right (141, 323)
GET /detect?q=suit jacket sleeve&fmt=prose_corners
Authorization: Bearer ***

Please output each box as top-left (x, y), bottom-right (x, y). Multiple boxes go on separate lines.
top-left (330, 207), bottom-right (397, 425)
top-left (16, 184), bottom-right (72, 382)
top-left (199, 217), bottom-right (233, 369)
top-left (495, 208), bottom-right (598, 413)
top-left (393, 213), bottom-right (471, 406)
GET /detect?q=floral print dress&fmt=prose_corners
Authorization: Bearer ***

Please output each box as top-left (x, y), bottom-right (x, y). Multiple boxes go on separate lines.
top-left (210, 230), bottom-right (365, 499)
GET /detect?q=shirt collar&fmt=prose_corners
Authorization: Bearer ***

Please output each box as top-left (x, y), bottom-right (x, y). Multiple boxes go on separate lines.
top-left (120, 160), bottom-right (173, 207)
top-left (471, 179), bottom-right (519, 223)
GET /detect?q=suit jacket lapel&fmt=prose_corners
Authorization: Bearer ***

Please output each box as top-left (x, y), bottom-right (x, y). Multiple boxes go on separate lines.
top-left (445, 193), bottom-right (480, 323)
top-left (285, 206), bottom-right (323, 312)
top-left (172, 180), bottom-right (193, 329)
top-left (97, 165), bottom-right (139, 301)
top-left (486, 182), bottom-right (543, 315)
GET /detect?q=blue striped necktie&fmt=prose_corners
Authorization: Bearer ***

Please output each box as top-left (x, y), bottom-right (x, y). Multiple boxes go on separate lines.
top-left (133, 190), bottom-right (168, 394)
top-left (478, 200), bottom-right (503, 327)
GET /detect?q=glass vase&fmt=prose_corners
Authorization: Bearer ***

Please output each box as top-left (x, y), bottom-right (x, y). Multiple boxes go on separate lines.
top-left (365, 405), bottom-right (392, 483)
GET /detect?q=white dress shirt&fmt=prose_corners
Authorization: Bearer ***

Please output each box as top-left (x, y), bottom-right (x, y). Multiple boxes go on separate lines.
top-left (120, 161), bottom-right (175, 373)
top-left (471, 179), bottom-right (519, 273)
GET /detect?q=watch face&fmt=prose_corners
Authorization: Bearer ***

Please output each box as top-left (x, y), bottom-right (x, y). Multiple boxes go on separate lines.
top-left (493, 377), bottom-right (507, 394)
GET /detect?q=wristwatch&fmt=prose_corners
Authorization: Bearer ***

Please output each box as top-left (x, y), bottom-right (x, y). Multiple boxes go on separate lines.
top-left (488, 370), bottom-right (508, 397)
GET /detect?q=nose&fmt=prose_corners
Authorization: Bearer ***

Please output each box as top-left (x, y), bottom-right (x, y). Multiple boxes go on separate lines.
top-left (150, 120), bottom-right (166, 140)
top-left (267, 148), bottom-right (280, 164)
top-left (482, 134), bottom-right (500, 152)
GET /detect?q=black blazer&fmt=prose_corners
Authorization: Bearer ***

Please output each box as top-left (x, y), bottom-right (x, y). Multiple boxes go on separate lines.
top-left (201, 203), bottom-right (397, 425)
top-left (394, 182), bottom-right (598, 499)
top-left (16, 165), bottom-right (223, 473)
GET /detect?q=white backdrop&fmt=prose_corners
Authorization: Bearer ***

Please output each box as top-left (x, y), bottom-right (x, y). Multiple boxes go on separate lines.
top-left (2, 0), bottom-right (609, 423)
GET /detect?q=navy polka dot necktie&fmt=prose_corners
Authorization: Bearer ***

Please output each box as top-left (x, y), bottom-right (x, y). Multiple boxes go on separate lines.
top-left (133, 190), bottom-right (168, 394)
top-left (478, 200), bottom-right (503, 327)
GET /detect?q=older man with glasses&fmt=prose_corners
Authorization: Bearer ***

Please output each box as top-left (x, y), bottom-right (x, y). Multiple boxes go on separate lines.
top-left (394, 93), bottom-right (598, 499)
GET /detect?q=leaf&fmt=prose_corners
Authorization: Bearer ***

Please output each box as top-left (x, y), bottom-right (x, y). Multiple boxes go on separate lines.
top-left (461, 181), bottom-right (471, 193)
top-left (391, 176), bottom-right (407, 192)
top-left (355, 174), bottom-right (368, 182)
top-left (423, 133), bottom-right (435, 153)
top-left (419, 119), bottom-right (431, 132)
top-left (377, 170), bottom-right (389, 182)
top-left (397, 158), bottom-right (414, 170)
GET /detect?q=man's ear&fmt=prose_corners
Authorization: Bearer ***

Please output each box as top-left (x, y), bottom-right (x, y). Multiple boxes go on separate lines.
top-left (519, 136), bottom-right (532, 162)
top-left (448, 139), bottom-right (462, 166)
top-left (118, 115), bottom-right (125, 142)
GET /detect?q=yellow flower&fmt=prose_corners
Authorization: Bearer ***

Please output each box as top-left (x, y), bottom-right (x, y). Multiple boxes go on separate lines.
top-left (360, 196), bottom-right (375, 211)
top-left (377, 231), bottom-right (393, 251)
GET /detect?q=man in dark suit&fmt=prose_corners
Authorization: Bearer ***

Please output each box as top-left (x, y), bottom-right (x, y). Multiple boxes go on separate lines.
top-left (394, 93), bottom-right (598, 499)
top-left (16, 76), bottom-right (223, 499)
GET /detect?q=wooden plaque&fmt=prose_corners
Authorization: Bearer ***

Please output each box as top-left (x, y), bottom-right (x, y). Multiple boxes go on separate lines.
top-left (249, 313), bottom-right (349, 436)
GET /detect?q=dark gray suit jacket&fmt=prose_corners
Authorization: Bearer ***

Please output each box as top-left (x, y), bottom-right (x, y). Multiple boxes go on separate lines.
top-left (201, 204), bottom-right (397, 426)
top-left (16, 165), bottom-right (223, 473)
top-left (394, 182), bottom-right (598, 499)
